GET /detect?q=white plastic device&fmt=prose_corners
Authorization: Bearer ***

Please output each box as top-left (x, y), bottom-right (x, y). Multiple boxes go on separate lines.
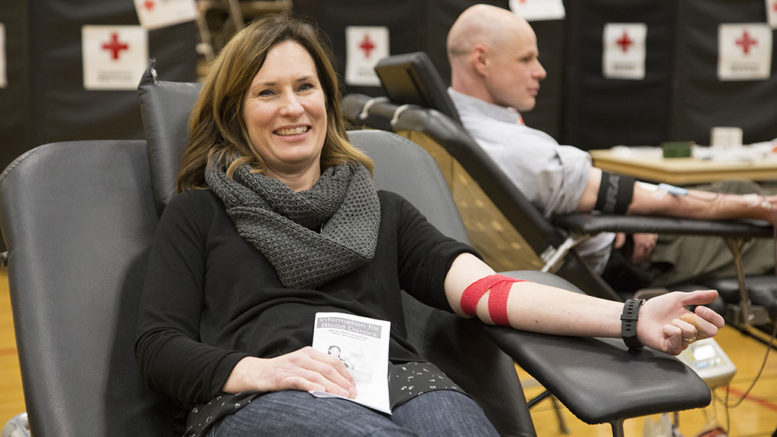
top-left (677, 338), bottom-right (737, 389)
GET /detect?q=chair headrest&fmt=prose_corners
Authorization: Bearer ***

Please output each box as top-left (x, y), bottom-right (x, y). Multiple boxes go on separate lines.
top-left (374, 52), bottom-right (461, 123)
top-left (137, 62), bottom-right (202, 214)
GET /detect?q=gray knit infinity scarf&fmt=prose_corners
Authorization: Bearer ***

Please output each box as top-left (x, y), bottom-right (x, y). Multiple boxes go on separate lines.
top-left (205, 160), bottom-right (380, 289)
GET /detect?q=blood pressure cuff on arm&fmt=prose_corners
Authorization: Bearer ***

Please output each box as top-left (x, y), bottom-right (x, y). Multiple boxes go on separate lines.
top-left (594, 172), bottom-right (635, 215)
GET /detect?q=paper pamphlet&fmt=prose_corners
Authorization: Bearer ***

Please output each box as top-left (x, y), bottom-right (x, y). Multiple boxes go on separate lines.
top-left (310, 312), bottom-right (391, 414)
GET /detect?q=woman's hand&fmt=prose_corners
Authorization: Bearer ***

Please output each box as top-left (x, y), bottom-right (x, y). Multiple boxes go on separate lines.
top-left (223, 346), bottom-right (357, 398)
top-left (637, 290), bottom-right (725, 355)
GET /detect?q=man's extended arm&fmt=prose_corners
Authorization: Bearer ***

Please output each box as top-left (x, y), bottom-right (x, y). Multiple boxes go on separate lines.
top-left (578, 167), bottom-right (776, 223)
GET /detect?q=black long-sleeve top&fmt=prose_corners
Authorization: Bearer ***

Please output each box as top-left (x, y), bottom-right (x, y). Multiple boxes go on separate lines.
top-left (135, 189), bottom-right (476, 407)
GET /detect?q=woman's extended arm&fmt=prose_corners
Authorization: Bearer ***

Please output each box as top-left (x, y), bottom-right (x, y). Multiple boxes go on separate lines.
top-left (443, 253), bottom-right (725, 355)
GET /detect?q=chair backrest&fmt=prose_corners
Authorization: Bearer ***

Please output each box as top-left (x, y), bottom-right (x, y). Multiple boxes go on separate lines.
top-left (0, 140), bottom-right (178, 436)
top-left (137, 65), bottom-right (536, 436)
top-left (137, 60), bottom-right (202, 215)
top-left (375, 52), bottom-right (461, 123)
top-left (344, 52), bottom-right (621, 301)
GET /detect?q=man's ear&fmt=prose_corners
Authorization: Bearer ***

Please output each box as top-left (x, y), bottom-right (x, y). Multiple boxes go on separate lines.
top-left (471, 44), bottom-right (489, 76)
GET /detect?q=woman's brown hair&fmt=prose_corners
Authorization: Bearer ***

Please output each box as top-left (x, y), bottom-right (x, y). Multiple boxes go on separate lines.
top-left (177, 13), bottom-right (373, 191)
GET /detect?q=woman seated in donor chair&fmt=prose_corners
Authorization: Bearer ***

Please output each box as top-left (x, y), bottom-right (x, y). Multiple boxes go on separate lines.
top-left (134, 13), bottom-right (725, 437)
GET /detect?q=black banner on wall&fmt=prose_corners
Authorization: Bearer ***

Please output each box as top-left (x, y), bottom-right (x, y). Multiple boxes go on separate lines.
top-left (562, 0), bottom-right (676, 150)
top-left (0, 0), bottom-right (31, 173)
top-left (27, 2), bottom-right (197, 147)
top-left (0, 0), bottom-right (198, 176)
top-left (671, 0), bottom-right (777, 145)
top-left (293, 0), bottom-right (564, 140)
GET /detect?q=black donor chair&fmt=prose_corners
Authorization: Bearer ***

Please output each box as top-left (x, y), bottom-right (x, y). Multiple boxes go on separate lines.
top-left (0, 65), bottom-right (713, 437)
top-left (342, 51), bottom-right (777, 329)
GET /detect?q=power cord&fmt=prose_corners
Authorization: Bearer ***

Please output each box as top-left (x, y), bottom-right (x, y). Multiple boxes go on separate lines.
top-left (710, 202), bottom-right (777, 434)
top-left (710, 321), bottom-right (776, 434)
top-left (714, 322), bottom-right (776, 408)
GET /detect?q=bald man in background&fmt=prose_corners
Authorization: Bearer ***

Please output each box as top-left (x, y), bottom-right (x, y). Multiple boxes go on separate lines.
top-left (446, 4), bottom-right (776, 291)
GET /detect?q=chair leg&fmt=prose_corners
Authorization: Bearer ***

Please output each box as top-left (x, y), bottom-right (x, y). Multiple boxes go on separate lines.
top-left (194, 3), bottom-right (215, 62)
top-left (723, 238), bottom-right (771, 327)
top-left (225, 0), bottom-right (245, 31)
top-left (610, 418), bottom-right (625, 437)
top-left (550, 396), bottom-right (571, 434)
top-left (725, 237), bottom-right (753, 325)
top-left (526, 390), bottom-right (570, 434)
top-left (526, 389), bottom-right (552, 409)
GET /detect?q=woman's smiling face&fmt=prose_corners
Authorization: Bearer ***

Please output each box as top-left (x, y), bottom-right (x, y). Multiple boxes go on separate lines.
top-left (242, 40), bottom-right (328, 189)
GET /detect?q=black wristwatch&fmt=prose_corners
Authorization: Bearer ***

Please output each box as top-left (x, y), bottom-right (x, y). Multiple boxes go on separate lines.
top-left (621, 298), bottom-right (646, 350)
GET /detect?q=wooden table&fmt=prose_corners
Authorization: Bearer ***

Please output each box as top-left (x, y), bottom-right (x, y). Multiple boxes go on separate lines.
top-left (589, 147), bottom-right (777, 185)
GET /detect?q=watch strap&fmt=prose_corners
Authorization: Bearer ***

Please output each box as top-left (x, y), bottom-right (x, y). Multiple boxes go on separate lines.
top-left (621, 298), bottom-right (646, 350)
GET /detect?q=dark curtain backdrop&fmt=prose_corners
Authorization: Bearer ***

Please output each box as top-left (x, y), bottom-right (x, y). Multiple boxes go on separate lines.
top-left (296, 0), bottom-right (776, 149)
top-left (0, 0), bottom-right (197, 173)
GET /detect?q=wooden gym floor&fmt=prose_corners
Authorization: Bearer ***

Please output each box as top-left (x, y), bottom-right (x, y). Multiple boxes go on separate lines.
top-left (0, 132), bottom-right (775, 435)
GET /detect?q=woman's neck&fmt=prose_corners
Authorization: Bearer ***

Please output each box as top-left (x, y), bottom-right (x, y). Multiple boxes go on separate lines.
top-left (267, 167), bottom-right (321, 192)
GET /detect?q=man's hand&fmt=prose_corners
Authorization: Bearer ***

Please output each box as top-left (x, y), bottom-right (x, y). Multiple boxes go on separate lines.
top-left (759, 194), bottom-right (777, 225)
top-left (614, 232), bottom-right (658, 264)
top-left (631, 233), bottom-right (658, 263)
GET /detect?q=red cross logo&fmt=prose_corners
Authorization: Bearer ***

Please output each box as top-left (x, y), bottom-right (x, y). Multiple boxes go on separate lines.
top-left (101, 33), bottom-right (129, 60)
top-left (735, 30), bottom-right (758, 55)
top-left (359, 34), bottom-right (376, 58)
top-left (616, 31), bottom-right (633, 53)
top-left (773, 0), bottom-right (777, 12)
top-left (143, 0), bottom-right (155, 10)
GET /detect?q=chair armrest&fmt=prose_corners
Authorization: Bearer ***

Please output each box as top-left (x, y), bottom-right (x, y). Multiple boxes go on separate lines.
top-left (490, 271), bottom-right (711, 424)
top-left (485, 327), bottom-right (711, 424)
top-left (554, 213), bottom-right (773, 239)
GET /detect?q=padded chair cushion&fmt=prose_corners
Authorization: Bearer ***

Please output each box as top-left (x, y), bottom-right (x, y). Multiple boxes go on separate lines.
top-left (0, 141), bottom-right (179, 436)
top-left (138, 63), bottom-right (201, 214)
top-left (703, 275), bottom-right (777, 308)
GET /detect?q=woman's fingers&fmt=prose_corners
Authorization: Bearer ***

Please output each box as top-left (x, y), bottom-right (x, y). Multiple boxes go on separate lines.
top-left (225, 348), bottom-right (359, 397)
top-left (670, 316), bottom-right (697, 345)
top-left (279, 347), bottom-right (357, 398)
top-left (662, 323), bottom-right (684, 355)
top-left (282, 369), bottom-right (353, 398)
top-left (665, 304), bottom-right (724, 354)
top-left (683, 307), bottom-right (724, 341)
top-left (639, 289), bottom-right (725, 355)
top-left (304, 348), bottom-right (358, 395)
top-left (695, 305), bottom-right (725, 329)
top-left (678, 289), bottom-right (719, 308)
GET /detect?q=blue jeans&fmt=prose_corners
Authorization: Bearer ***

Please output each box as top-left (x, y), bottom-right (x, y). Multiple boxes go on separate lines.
top-left (207, 390), bottom-right (499, 437)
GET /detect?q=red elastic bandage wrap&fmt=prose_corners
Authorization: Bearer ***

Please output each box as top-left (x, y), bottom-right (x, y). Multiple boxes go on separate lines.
top-left (460, 274), bottom-right (524, 326)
